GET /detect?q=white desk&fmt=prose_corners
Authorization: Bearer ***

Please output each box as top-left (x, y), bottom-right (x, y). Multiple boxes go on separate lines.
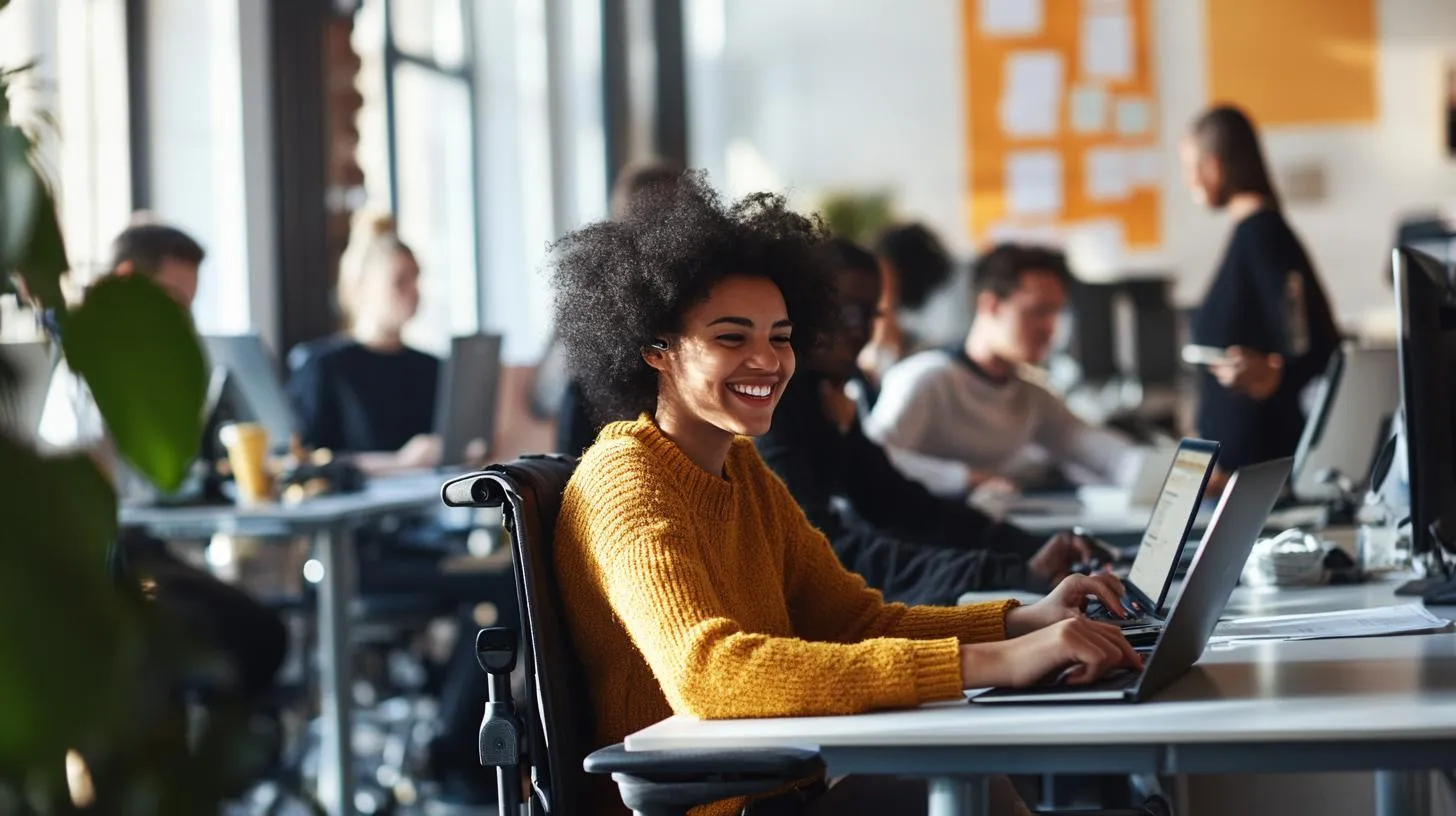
top-left (628, 578), bottom-right (1456, 816)
top-left (120, 472), bottom-right (445, 816)
top-left (1008, 500), bottom-right (1327, 538)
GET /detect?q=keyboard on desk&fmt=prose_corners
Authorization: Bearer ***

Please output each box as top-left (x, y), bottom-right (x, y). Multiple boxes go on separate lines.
top-left (1086, 601), bottom-right (1157, 629)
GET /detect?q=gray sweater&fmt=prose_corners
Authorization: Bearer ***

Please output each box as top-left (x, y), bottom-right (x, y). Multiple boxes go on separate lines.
top-left (864, 349), bottom-right (1139, 496)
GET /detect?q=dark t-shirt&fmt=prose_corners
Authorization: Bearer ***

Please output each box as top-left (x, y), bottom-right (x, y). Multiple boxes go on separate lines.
top-left (287, 338), bottom-right (440, 453)
top-left (755, 369), bottom-right (1043, 604)
top-left (1191, 209), bottom-right (1339, 472)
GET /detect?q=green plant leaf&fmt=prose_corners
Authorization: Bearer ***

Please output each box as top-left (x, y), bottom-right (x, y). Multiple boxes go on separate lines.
top-left (60, 275), bottom-right (207, 490)
top-left (14, 181), bottom-right (66, 316)
top-left (0, 125), bottom-right (41, 274)
top-left (0, 436), bottom-right (138, 768)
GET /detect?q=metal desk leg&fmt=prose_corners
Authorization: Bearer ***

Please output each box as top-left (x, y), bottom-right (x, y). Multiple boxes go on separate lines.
top-left (315, 524), bottom-right (357, 816)
top-left (1375, 770), bottom-right (1432, 816)
top-left (928, 776), bottom-right (989, 816)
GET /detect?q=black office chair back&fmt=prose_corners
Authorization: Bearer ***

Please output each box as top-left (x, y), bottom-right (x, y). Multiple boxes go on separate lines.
top-left (444, 455), bottom-right (591, 813)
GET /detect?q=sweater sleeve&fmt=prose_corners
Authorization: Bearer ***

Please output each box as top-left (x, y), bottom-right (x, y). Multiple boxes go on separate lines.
top-left (864, 359), bottom-right (972, 496)
top-left (781, 501), bottom-right (1018, 648)
top-left (582, 457), bottom-right (972, 719)
top-left (1031, 387), bottom-right (1139, 487)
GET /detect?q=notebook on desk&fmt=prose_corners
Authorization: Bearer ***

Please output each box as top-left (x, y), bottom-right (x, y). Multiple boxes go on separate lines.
top-left (972, 457), bottom-right (1293, 705)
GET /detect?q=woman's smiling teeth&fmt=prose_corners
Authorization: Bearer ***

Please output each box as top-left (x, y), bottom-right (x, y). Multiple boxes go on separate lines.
top-left (728, 383), bottom-right (774, 399)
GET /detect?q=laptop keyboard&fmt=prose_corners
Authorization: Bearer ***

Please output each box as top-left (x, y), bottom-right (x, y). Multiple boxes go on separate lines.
top-left (1086, 600), bottom-right (1155, 629)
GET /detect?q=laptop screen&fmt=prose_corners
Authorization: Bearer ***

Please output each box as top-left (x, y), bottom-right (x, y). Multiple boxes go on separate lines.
top-left (1126, 444), bottom-right (1216, 600)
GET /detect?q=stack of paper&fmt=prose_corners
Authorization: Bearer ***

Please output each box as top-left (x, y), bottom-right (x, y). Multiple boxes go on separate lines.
top-left (1211, 604), bottom-right (1451, 644)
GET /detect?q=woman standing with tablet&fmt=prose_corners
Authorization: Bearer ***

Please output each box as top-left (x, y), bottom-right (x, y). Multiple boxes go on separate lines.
top-left (549, 172), bottom-right (1139, 815)
top-left (1181, 105), bottom-right (1339, 494)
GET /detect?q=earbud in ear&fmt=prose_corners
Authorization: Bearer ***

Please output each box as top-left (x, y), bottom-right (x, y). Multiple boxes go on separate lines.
top-left (649, 339), bottom-right (670, 351)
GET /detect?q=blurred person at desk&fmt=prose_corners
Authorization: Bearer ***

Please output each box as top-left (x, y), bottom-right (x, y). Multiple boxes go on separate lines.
top-left (287, 213), bottom-right (442, 473)
top-left (855, 222), bottom-right (956, 393)
top-left (866, 243), bottom-right (1139, 497)
top-left (1181, 105), bottom-right (1339, 495)
top-left (757, 238), bottom-right (1102, 604)
top-left (550, 172), bottom-right (1138, 816)
top-left (37, 222), bottom-right (286, 701)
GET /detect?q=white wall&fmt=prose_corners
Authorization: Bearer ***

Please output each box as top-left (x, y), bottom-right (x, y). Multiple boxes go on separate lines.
top-left (686, 0), bottom-right (1456, 327)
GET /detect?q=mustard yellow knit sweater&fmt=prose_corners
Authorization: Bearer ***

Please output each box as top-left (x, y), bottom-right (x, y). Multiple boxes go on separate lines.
top-left (555, 417), bottom-right (1018, 814)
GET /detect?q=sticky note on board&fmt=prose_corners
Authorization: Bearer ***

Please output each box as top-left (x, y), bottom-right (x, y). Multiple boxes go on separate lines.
top-left (1070, 85), bottom-right (1109, 134)
top-left (1000, 51), bottom-right (1063, 138)
top-left (1115, 97), bottom-right (1152, 136)
top-left (1082, 0), bottom-right (1134, 80)
top-left (1086, 147), bottom-right (1130, 201)
top-left (981, 0), bottom-right (1044, 36)
top-left (1007, 150), bottom-right (1063, 216)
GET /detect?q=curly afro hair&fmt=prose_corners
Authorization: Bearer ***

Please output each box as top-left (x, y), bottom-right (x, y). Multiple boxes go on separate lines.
top-left (550, 171), bottom-right (839, 423)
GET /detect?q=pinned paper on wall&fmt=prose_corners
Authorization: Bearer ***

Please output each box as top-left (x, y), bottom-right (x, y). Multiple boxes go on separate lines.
top-left (965, 0), bottom-right (1161, 249)
top-left (1114, 97), bottom-right (1151, 136)
top-left (1000, 52), bottom-right (1063, 138)
top-left (1081, 0), bottom-right (1134, 80)
top-left (1127, 147), bottom-right (1161, 186)
top-left (981, 0), bottom-right (1044, 36)
top-left (1069, 85), bottom-right (1108, 133)
top-left (1006, 150), bottom-right (1063, 216)
top-left (1085, 147), bottom-right (1130, 201)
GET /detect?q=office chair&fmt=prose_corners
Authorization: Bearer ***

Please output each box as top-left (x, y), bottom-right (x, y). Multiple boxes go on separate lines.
top-left (442, 456), bottom-right (823, 815)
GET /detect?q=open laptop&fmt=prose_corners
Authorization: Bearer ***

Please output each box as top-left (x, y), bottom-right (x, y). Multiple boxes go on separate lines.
top-left (203, 333), bottom-right (299, 455)
top-left (972, 456), bottom-right (1294, 704)
top-left (1082, 439), bottom-right (1219, 628)
top-left (433, 333), bottom-right (503, 469)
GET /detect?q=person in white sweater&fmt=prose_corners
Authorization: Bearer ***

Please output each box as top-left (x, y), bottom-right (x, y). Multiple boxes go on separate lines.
top-left (865, 243), bottom-right (1140, 497)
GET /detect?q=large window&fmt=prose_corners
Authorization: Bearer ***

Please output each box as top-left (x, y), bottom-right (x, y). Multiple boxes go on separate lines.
top-left (355, 0), bottom-right (481, 358)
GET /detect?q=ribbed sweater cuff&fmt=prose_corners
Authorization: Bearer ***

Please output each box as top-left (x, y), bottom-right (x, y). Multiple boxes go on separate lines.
top-left (910, 637), bottom-right (965, 703)
top-left (960, 598), bottom-right (1020, 642)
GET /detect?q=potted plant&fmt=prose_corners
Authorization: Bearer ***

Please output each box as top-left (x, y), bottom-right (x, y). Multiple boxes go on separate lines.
top-left (0, 8), bottom-right (251, 810)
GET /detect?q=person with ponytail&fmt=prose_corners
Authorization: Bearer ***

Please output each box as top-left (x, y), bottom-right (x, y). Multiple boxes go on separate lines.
top-left (1181, 105), bottom-right (1339, 494)
top-left (286, 213), bottom-right (443, 473)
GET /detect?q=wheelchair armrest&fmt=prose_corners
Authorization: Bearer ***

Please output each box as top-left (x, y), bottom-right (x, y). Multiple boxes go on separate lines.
top-left (584, 743), bottom-right (822, 780)
top-left (585, 744), bottom-right (824, 816)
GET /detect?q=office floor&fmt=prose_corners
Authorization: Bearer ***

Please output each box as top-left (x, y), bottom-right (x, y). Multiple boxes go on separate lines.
top-left (1180, 771), bottom-right (1456, 815)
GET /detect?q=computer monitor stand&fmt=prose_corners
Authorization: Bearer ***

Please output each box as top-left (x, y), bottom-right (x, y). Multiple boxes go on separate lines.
top-left (1393, 524), bottom-right (1456, 603)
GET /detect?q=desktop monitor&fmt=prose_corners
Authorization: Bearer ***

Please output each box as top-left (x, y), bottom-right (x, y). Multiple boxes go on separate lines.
top-left (1125, 277), bottom-right (1180, 389)
top-left (1067, 280), bottom-right (1118, 384)
top-left (1291, 344), bottom-right (1399, 502)
top-left (202, 334), bottom-right (299, 454)
top-left (434, 333), bottom-right (502, 468)
top-left (1393, 247), bottom-right (1456, 573)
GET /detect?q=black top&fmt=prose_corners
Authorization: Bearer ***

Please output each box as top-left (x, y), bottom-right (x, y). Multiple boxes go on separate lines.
top-left (1191, 209), bottom-right (1339, 473)
top-left (755, 369), bottom-right (1045, 605)
top-left (557, 378), bottom-right (600, 457)
top-left (287, 337), bottom-right (441, 453)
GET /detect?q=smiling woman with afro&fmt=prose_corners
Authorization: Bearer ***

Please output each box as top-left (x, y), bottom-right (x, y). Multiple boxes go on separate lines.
top-left (548, 170), bottom-right (839, 425)
top-left (547, 171), bottom-right (1126, 816)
